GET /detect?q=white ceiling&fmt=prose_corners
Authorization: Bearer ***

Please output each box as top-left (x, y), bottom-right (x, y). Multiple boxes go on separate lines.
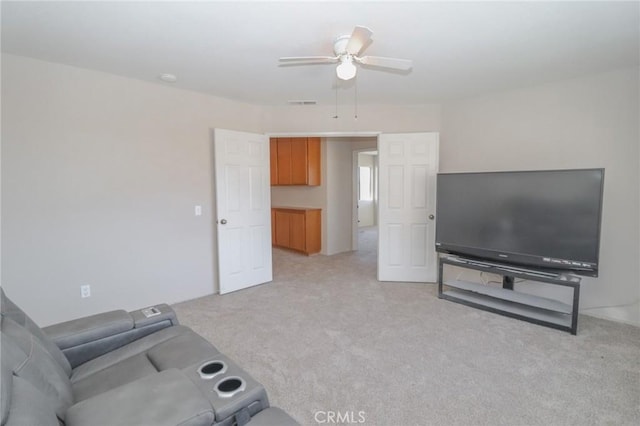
top-left (2, 1), bottom-right (638, 106)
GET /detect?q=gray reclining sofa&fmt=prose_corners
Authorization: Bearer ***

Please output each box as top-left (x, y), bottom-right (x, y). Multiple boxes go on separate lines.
top-left (0, 288), bottom-right (298, 426)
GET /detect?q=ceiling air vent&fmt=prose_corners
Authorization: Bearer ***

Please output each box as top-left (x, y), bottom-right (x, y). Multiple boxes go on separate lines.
top-left (287, 100), bottom-right (317, 105)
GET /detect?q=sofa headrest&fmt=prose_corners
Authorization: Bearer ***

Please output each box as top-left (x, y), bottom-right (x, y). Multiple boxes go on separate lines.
top-left (0, 288), bottom-right (71, 376)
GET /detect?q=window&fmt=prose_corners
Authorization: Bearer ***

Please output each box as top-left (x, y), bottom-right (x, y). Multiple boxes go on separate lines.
top-left (359, 166), bottom-right (373, 201)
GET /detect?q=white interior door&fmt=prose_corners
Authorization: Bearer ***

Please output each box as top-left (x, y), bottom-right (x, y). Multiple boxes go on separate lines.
top-left (378, 132), bottom-right (439, 282)
top-left (213, 128), bottom-right (272, 294)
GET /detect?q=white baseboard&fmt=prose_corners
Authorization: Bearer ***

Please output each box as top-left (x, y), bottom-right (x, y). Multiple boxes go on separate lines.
top-left (581, 302), bottom-right (640, 327)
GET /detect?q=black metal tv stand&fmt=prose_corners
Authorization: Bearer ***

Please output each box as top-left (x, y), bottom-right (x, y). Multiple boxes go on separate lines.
top-left (438, 255), bottom-right (581, 335)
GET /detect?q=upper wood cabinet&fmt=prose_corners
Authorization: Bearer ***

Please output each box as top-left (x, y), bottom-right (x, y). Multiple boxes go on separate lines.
top-left (270, 137), bottom-right (321, 186)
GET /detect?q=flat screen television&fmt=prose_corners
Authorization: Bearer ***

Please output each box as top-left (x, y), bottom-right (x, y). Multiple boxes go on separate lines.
top-left (435, 168), bottom-right (604, 277)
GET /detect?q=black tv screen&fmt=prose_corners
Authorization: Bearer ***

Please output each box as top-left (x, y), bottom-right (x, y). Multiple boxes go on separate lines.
top-left (435, 169), bottom-right (604, 276)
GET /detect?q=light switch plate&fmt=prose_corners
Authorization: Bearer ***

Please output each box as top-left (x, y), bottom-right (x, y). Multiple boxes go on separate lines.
top-left (81, 285), bottom-right (91, 298)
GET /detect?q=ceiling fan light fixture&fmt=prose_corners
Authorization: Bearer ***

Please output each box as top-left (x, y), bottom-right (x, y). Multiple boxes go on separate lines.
top-left (280, 26), bottom-right (412, 81)
top-left (336, 56), bottom-right (357, 80)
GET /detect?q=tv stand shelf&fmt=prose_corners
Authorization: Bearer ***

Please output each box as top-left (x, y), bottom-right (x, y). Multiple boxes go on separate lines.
top-left (438, 256), bottom-right (581, 335)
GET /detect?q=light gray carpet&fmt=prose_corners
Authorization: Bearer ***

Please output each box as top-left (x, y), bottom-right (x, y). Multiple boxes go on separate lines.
top-left (173, 227), bottom-right (640, 425)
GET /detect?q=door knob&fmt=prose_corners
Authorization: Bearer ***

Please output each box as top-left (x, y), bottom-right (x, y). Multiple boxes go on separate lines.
top-left (220, 219), bottom-right (228, 225)
top-left (429, 214), bottom-right (435, 220)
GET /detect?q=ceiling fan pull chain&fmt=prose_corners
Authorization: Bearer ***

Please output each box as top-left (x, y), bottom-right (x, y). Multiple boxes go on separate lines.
top-left (333, 77), bottom-right (339, 119)
top-left (354, 77), bottom-right (358, 120)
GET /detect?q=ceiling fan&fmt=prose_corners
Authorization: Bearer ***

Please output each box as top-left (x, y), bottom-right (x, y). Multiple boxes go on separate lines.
top-left (279, 26), bottom-right (413, 81)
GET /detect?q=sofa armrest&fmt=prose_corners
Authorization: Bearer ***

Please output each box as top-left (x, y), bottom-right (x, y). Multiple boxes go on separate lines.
top-left (43, 304), bottom-right (180, 368)
top-left (130, 303), bottom-right (179, 328)
top-left (65, 369), bottom-right (214, 426)
top-left (43, 310), bottom-right (133, 350)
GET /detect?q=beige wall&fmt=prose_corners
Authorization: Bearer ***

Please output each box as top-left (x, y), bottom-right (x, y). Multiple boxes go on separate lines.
top-left (1, 55), bottom-right (442, 324)
top-left (264, 104), bottom-right (441, 135)
top-left (441, 67), bottom-right (640, 325)
top-left (1, 54), bottom-right (263, 325)
top-left (3, 53), bottom-right (637, 327)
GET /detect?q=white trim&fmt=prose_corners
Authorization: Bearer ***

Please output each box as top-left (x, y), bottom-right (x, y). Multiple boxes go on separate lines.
top-left (266, 131), bottom-right (381, 138)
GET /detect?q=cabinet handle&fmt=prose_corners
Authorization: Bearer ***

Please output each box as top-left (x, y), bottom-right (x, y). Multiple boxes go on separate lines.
top-left (220, 219), bottom-right (228, 225)
top-left (429, 214), bottom-right (435, 220)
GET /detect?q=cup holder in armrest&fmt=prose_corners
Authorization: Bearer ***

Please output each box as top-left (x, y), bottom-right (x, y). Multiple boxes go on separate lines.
top-left (198, 361), bottom-right (227, 380)
top-left (214, 376), bottom-right (246, 398)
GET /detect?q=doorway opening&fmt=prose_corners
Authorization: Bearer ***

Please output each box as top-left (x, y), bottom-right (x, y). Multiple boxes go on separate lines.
top-left (265, 131), bottom-right (439, 286)
top-left (353, 149), bottom-right (378, 256)
top-left (269, 134), bottom-right (380, 280)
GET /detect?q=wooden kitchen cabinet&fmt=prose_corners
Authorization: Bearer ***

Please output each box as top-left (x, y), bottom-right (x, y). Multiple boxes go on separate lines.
top-left (270, 138), bottom-right (278, 185)
top-left (274, 209), bottom-right (291, 248)
top-left (271, 207), bottom-right (321, 255)
top-left (270, 137), bottom-right (321, 186)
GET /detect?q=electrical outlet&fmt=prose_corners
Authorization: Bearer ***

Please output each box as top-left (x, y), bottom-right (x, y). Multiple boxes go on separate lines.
top-left (194, 205), bottom-right (202, 216)
top-left (81, 285), bottom-right (91, 298)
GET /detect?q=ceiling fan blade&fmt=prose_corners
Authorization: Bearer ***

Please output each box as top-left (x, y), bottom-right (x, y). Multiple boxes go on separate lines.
top-left (358, 56), bottom-right (413, 70)
top-left (345, 26), bottom-right (373, 55)
top-left (279, 56), bottom-right (338, 64)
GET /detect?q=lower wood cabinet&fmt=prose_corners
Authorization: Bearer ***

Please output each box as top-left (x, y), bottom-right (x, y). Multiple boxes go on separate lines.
top-left (271, 207), bottom-right (321, 255)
